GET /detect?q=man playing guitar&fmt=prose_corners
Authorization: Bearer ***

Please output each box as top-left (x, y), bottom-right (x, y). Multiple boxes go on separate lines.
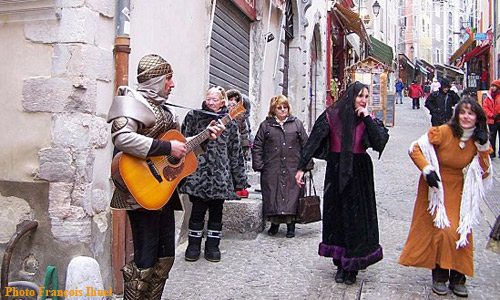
top-left (107, 54), bottom-right (223, 300)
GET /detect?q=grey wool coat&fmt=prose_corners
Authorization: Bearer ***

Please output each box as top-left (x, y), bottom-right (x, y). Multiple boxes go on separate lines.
top-left (178, 104), bottom-right (248, 201)
top-left (252, 115), bottom-right (312, 216)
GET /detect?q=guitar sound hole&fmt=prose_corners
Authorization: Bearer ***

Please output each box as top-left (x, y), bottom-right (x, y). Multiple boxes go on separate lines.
top-left (168, 157), bottom-right (180, 165)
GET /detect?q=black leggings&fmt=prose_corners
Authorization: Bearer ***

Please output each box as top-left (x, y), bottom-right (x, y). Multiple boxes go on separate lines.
top-left (127, 203), bottom-right (175, 269)
top-left (189, 196), bottom-right (224, 224)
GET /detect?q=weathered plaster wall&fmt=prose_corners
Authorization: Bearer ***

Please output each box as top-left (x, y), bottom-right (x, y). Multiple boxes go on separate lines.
top-left (0, 23), bottom-right (52, 182)
top-left (129, 0), bottom-right (211, 121)
top-left (0, 0), bottom-right (116, 289)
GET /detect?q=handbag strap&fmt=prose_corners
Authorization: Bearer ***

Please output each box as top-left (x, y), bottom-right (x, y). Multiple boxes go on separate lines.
top-left (306, 171), bottom-right (317, 197)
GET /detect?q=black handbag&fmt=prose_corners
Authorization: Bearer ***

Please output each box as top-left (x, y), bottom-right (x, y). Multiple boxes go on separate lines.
top-left (296, 172), bottom-right (322, 224)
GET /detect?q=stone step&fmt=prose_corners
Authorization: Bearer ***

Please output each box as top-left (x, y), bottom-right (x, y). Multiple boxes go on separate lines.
top-left (222, 191), bottom-right (263, 240)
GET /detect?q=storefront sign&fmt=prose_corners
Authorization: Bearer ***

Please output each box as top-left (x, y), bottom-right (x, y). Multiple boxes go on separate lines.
top-left (474, 33), bottom-right (487, 40)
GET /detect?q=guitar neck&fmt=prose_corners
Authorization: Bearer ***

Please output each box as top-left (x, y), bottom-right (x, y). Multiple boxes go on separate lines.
top-left (186, 115), bottom-right (232, 152)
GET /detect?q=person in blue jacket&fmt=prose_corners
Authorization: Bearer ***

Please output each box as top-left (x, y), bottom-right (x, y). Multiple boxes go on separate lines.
top-left (395, 78), bottom-right (405, 104)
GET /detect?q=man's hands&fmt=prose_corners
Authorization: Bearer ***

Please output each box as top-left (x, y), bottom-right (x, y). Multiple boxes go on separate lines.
top-left (170, 140), bottom-right (187, 159)
top-left (207, 120), bottom-right (225, 140)
top-left (494, 114), bottom-right (500, 123)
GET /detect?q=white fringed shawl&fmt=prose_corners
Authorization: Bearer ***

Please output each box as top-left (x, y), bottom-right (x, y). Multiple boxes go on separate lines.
top-left (409, 132), bottom-right (493, 248)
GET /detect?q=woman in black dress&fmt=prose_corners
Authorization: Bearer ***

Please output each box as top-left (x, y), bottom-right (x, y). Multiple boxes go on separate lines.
top-left (295, 81), bottom-right (389, 284)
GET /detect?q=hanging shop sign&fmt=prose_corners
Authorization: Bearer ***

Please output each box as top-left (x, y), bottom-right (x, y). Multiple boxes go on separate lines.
top-left (474, 33), bottom-right (487, 41)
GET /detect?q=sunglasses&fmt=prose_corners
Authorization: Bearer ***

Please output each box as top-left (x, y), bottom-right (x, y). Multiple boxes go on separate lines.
top-left (277, 106), bottom-right (289, 110)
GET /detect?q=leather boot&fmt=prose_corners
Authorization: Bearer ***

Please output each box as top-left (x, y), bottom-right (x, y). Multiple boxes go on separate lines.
top-left (334, 266), bottom-right (345, 283)
top-left (267, 223), bottom-right (279, 236)
top-left (122, 261), bottom-right (154, 300)
top-left (205, 222), bottom-right (222, 262)
top-left (449, 270), bottom-right (468, 297)
top-left (286, 222), bottom-right (295, 238)
top-left (147, 257), bottom-right (174, 300)
top-left (185, 221), bottom-right (204, 261)
top-left (344, 271), bottom-right (358, 285)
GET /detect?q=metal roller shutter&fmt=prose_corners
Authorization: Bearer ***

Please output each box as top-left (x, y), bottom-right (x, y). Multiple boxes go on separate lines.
top-left (209, 0), bottom-right (250, 95)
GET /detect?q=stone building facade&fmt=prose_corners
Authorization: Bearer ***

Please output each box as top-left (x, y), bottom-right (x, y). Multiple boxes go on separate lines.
top-left (0, 0), bottom-right (327, 292)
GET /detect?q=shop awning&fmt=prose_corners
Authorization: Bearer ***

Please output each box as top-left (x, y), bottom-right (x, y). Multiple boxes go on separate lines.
top-left (332, 3), bottom-right (370, 45)
top-left (464, 43), bottom-right (490, 62)
top-left (450, 35), bottom-right (475, 64)
top-left (398, 54), bottom-right (415, 69)
top-left (368, 36), bottom-right (393, 66)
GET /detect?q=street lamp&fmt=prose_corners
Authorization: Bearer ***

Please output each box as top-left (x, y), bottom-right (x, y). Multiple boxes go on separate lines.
top-left (372, 1), bottom-right (381, 17)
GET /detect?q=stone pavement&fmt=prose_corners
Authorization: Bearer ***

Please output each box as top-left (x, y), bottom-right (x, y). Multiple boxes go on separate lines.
top-left (162, 99), bottom-right (500, 300)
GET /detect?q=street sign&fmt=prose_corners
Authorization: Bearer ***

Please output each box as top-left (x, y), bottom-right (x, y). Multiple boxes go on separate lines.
top-left (474, 33), bottom-right (488, 40)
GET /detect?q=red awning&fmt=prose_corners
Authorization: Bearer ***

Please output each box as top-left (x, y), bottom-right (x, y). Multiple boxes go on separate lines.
top-left (464, 44), bottom-right (490, 62)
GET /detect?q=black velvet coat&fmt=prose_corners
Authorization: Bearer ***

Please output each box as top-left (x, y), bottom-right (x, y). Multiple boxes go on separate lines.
top-left (298, 107), bottom-right (389, 272)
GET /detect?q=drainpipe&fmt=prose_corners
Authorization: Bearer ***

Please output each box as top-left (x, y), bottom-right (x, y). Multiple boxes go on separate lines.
top-left (112, 0), bottom-right (131, 295)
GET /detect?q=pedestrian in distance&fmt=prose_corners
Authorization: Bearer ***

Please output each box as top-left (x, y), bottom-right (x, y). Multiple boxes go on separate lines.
top-left (295, 82), bottom-right (389, 285)
top-left (395, 78), bottom-right (405, 104)
top-left (450, 81), bottom-right (459, 95)
top-left (399, 98), bottom-right (492, 298)
top-left (425, 78), bottom-right (460, 126)
top-left (423, 80), bottom-right (431, 100)
top-left (430, 77), bottom-right (441, 92)
top-left (107, 54), bottom-right (224, 300)
top-left (252, 95), bottom-right (312, 238)
top-left (480, 67), bottom-right (488, 90)
top-left (482, 79), bottom-right (500, 158)
top-left (180, 86), bottom-right (249, 263)
top-left (227, 88), bottom-right (252, 198)
top-left (409, 80), bottom-right (424, 109)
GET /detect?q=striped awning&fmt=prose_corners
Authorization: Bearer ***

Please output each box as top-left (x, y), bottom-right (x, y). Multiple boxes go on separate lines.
top-left (332, 3), bottom-right (370, 45)
top-left (450, 34), bottom-right (475, 65)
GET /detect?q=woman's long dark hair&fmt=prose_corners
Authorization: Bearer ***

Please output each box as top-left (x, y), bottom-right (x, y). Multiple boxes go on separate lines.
top-left (448, 98), bottom-right (488, 139)
top-left (330, 81), bottom-right (369, 193)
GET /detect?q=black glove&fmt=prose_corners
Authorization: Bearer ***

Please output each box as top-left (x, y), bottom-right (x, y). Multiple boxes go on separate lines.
top-left (494, 114), bottom-right (500, 123)
top-left (474, 127), bottom-right (489, 145)
top-left (425, 171), bottom-right (441, 189)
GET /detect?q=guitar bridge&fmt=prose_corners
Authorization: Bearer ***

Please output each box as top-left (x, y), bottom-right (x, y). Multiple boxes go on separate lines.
top-left (146, 159), bottom-right (163, 183)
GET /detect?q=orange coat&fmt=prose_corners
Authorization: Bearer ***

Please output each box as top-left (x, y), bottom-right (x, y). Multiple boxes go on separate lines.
top-left (399, 125), bottom-right (490, 277)
top-left (483, 92), bottom-right (500, 124)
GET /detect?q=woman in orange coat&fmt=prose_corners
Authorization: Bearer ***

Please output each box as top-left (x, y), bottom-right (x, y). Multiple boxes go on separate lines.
top-left (399, 99), bottom-right (492, 297)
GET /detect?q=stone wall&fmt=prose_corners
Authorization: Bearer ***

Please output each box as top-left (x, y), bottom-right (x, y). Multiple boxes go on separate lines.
top-left (0, 0), bottom-right (115, 289)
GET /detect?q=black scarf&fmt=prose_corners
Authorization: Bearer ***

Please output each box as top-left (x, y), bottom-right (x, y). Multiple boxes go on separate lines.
top-left (328, 81), bottom-right (368, 193)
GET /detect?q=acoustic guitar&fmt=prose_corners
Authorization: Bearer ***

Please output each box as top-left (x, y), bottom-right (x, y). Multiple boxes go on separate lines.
top-left (111, 101), bottom-right (246, 210)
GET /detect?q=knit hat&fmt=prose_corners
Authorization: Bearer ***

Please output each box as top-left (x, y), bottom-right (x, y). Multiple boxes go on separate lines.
top-left (137, 54), bottom-right (173, 84)
top-left (491, 79), bottom-right (500, 88)
top-left (440, 78), bottom-right (450, 89)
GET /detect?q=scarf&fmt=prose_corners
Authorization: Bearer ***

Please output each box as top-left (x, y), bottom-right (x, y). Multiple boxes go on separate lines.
top-left (409, 130), bottom-right (493, 248)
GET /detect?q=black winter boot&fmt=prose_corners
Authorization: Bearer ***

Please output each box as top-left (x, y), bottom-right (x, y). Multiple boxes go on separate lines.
top-left (286, 222), bottom-right (295, 238)
top-left (205, 222), bottom-right (222, 262)
top-left (185, 221), bottom-right (204, 261)
top-left (449, 270), bottom-right (468, 297)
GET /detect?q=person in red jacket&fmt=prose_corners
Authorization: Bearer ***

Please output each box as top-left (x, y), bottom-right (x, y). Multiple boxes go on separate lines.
top-left (409, 80), bottom-right (425, 109)
top-left (483, 79), bottom-right (500, 158)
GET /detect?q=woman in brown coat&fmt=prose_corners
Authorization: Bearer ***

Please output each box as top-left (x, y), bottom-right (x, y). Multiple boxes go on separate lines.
top-left (252, 95), bottom-right (311, 238)
top-left (399, 99), bottom-right (492, 297)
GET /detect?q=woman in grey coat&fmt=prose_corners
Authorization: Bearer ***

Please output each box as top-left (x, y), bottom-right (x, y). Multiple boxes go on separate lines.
top-left (252, 95), bottom-right (312, 238)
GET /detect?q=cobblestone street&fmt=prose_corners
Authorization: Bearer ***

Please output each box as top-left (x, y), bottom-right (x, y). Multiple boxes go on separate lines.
top-left (162, 100), bottom-right (500, 300)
